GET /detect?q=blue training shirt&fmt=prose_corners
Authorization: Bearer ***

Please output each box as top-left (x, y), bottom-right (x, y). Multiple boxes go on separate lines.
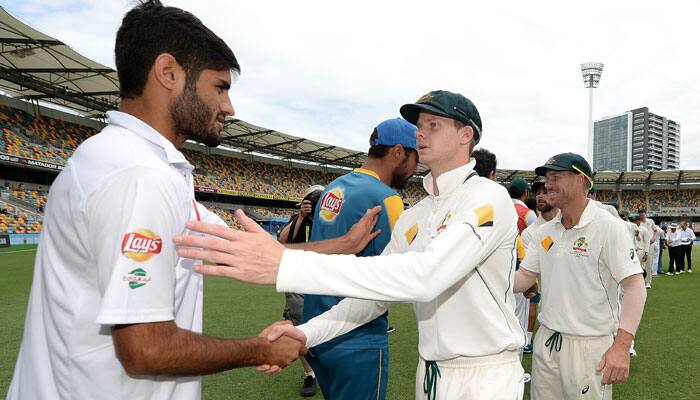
top-left (302, 168), bottom-right (404, 349)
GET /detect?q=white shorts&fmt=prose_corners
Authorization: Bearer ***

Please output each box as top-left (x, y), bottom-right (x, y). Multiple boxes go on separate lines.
top-left (532, 324), bottom-right (613, 400)
top-left (415, 351), bottom-right (524, 400)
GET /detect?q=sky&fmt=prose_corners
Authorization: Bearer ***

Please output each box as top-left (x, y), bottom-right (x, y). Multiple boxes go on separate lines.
top-left (5, 0), bottom-right (700, 170)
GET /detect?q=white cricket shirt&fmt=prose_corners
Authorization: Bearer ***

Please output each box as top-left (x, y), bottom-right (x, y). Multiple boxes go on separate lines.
top-left (520, 199), bottom-right (643, 336)
top-left (8, 111), bottom-right (208, 400)
top-left (280, 161), bottom-right (526, 360)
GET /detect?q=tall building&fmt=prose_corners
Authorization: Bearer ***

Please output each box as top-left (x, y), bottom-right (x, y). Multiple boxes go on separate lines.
top-left (593, 107), bottom-right (680, 171)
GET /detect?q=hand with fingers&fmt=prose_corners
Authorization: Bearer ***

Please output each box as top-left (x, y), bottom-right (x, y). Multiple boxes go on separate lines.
top-left (174, 209), bottom-right (284, 284)
top-left (597, 329), bottom-right (632, 385)
top-left (256, 321), bottom-right (309, 376)
top-left (259, 334), bottom-right (307, 373)
top-left (344, 205), bottom-right (383, 254)
top-left (299, 200), bottom-right (314, 217)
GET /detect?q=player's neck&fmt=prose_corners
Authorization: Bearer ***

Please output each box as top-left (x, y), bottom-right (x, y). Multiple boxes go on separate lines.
top-left (560, 197), bottom-right (589, 229)
top-left (360, 160), bottom-right (392, 187)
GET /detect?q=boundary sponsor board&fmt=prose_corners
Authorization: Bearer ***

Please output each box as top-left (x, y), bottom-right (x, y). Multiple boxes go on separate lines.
top-left (0, 152), bottom-right (64, 171)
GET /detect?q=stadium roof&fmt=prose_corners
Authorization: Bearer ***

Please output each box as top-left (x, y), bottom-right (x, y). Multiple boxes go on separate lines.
top-left (496, 168), bottom-right (700, 186)
top-left (0, 7), bottom-right (120, 114)
top-left (0, 7), bottom-right (430, 173)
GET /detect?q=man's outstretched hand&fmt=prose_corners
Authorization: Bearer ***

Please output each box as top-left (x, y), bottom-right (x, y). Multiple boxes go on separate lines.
top-left (174, 209), bottom-right (284, 284)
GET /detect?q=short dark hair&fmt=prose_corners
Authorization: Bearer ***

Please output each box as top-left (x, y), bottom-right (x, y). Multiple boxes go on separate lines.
top-left (115, 0), bottom-right (240, 99)
top-left (471, 147), bottom-right (497, 178)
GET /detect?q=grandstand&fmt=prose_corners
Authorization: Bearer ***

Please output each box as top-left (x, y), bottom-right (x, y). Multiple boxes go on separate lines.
top-left (0, 5), bottom-right (699, 241)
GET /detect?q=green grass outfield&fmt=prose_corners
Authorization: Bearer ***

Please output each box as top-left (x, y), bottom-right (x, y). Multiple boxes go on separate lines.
top-left (2, 244), bottom-right (699, 399)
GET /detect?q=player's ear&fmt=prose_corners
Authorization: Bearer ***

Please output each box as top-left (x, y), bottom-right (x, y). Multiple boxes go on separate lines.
top-left (392, 144), bottom-right (404, 161)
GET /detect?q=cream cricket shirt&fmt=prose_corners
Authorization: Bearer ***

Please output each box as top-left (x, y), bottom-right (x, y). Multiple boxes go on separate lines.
top-left (280, 161), bottom-right (526, 360)
top-left (520, 200), bottom-right (643, 336)
top-left (9, 111), bottom-right (208, 400)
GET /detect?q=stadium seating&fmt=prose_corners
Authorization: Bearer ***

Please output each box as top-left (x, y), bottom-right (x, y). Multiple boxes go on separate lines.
top-left (2, 103), bottom-right (699, 235)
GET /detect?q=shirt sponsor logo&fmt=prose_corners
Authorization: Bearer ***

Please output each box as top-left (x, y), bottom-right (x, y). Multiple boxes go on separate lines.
top-left (541, 235), bottom-right (554, 252)
top-left (572, 236), bottom-right (589, 257)
top-left (474, 204), bottom-right (494, 227)
top-left (319, 188), bottom-right (344, 222)
top-left (405, 223), bottom-right (419, 246)
top-left (121, 228), bottom-right (162, 262)
top-left (123, 267), bottom-right (151, 289)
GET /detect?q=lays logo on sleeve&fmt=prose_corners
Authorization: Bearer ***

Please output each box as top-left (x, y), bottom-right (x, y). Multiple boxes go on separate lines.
top-left (319, 188), bottom-right (344, 222)
top-left (121, 228), bottom-right (162, 262)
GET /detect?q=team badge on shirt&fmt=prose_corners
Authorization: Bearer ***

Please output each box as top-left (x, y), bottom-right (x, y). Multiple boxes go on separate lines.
top-left (123, 267), bottom-right (151, 289)
top-left (319, 188), bottom-right (344, 222)
top-left (121, 228), bottom-right (162, 262)
top-left (436, 212), bottom-right (451, 234)
top-left (572, 236), bottom-right (589, 257)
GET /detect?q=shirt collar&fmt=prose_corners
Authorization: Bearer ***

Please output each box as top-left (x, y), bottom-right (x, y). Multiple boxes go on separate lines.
top-left (354, 168), bottom-right (381, 180)
top-left (106, 111), bottom-right (192, 170)
top-left (555, 198), bottom-right (597, 229)
top-left (422, 159), bottom-right (477, 197)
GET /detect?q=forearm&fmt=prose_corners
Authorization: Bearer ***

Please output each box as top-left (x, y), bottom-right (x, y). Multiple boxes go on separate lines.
top-left (285, 236), bottom-right (354, 255)
top-left (278, 224), bottom-right (506, 302)
top-left (618, 273), bottom-right (646, 336)
top-left (514, 269), bottom-right (538, 293)
top-left (298, 299), bottom-right (390, 348)
top-left (113, 322), bottom-right (270, 376)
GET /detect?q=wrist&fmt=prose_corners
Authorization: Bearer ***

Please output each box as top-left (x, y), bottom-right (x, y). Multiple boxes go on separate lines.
top-left (614, 328), bottom-right (634, 347)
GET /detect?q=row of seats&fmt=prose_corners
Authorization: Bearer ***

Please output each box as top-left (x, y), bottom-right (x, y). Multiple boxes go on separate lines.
top-left (0, 200), bottom-right (42, 233)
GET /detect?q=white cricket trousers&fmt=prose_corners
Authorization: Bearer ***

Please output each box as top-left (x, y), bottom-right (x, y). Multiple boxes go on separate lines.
top-left (532, 324), bottom-right (613, 400)
top-left (416, 350), bottom-right (524, 400)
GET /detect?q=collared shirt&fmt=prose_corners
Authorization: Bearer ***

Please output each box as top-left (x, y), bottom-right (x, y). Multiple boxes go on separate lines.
top-left (667, 230), bottom-right (683, 247)
top-left (282, 160), bottom-right (526, 360)
top-left (521, 199), bottom-right (643, 336)
top-left (680, 227), bottom-right (695, 245)
top-left (9, 111), bottom-right (209, 400)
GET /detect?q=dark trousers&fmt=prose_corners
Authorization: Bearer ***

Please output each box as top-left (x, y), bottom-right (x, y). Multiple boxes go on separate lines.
top-left (682, 244), bottom-right (693, 270)
top-left (668, 246), bottom-right (684, 273)
top-left (658, 243), bottom-right (664, 273)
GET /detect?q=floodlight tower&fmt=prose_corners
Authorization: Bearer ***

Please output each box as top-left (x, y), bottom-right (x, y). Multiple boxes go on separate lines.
top-left (581, 62), bottom-right (604, 165)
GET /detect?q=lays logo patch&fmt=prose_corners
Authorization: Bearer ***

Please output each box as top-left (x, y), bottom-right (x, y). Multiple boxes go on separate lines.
top-left (121, 228), bottom-right (162, 262)
top-left (405, 223), bottom-right (419, 246)
top-left (541, 235), bottom-right (554, 252)
top-left (319, 188), bottom-right (344, 222)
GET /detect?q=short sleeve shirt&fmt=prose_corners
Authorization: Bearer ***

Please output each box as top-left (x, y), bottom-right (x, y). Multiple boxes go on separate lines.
top-left (521, 199), bottom-right (643, 336)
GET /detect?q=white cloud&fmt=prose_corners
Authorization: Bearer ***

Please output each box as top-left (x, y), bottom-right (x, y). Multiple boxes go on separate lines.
top-left (4, 0), bottom-right (699, 169)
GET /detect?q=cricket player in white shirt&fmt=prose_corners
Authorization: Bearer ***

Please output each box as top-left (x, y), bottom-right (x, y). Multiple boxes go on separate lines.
top-left (176, 90), bottom-right (528, 400)
top-left (7, 2), bottom-right (306, 399)
top-left (514, 153), bottom-right (647, 400)
top-left (630, 214), bottom-right (652, 288)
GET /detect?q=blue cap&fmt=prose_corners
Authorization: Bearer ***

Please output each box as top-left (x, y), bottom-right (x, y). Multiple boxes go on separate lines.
top-left (370, 118), bottom-right (417, 150)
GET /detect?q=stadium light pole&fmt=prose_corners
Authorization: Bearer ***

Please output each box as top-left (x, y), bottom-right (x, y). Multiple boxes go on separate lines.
top-left (581, 62), bottom-right (604, 166)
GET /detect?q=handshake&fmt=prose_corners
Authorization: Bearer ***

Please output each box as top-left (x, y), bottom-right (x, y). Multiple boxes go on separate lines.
top-left (256, 321), bottom-right (308, 375)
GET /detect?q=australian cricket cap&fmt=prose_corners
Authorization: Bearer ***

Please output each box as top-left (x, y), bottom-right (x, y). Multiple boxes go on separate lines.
top-left (399, 90), bottom-right (483, 143)
top-left (535, 152), bottom-right (594, 188)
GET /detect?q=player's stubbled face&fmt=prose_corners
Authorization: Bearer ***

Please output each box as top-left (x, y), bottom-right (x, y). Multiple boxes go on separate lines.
top-left (544, 170), bottom-right (580, 208)
top-left (171, 69), bottom-right (234, 147)
top-left (535, 187), bottom-right (553, 213)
